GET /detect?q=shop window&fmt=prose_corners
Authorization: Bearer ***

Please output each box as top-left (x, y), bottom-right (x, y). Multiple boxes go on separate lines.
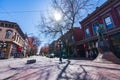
top-left (104, 15), bottom-right (114, 29)
top-left (92, 22), bottom-right (99, 35)
top-left (85, 28), bottom-right (90, 38)
top-left (5, 30), bottom-right (12, 39)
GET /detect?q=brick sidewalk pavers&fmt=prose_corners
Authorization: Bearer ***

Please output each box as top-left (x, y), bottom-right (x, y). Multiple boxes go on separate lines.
top-left (0, 57), bottom-right (120, 80)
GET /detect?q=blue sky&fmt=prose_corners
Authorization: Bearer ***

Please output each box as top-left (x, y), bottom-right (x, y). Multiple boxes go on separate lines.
top-left (0, 0), bottom-right (107, 48)
top-left (0, 0), bottom-right (51, 34)
top-left (0, 0), bottom-right (51, 48)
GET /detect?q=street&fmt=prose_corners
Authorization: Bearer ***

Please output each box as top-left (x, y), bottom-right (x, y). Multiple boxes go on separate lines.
top-left (0, 56), bottom-right (120, 80)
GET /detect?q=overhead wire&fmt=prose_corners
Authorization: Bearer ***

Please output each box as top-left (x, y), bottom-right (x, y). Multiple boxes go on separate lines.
top-left (0, 10), bottom-right (48, 14)
top-left (0, 6), bottom-right (18, 21)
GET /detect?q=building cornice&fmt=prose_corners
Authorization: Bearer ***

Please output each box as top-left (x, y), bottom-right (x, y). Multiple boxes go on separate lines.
top-left (0, 20), bottom-right (25, 39)
top-left (80, 0), bottom-right (119, 27)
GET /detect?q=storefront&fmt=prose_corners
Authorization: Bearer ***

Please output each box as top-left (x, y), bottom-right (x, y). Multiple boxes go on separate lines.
top-left (10, 44), bottom-right (24, 58)
top-left (110, 32), bottom-right (120, 58)
top-left (0, 41), bottom-right (8, 59)
top-left (84, 40), bottom-right (98, 59)
top-left (76, 44), bottom-right (85, 57)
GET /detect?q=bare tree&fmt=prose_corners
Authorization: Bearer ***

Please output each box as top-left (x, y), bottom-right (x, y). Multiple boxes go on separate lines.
top-left (38, 0), bottom-right (99, 38)
top-left (38, 0), bottom-right (99, 56)
top-left (26, 36), bottom-right (41, 56)
top-left (32, 36), bottom-right (41, 47)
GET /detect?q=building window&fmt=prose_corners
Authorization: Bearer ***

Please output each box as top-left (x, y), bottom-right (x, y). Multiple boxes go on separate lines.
top-left (93, 22), bottom-right (99, 35)
top-left (12, 32), bottom-right (17, 41)
top-left (5, 24), bottom-right (8, 27)
top-left (5, 30), bottom-right (12, 39)
top-left (104, 16), bottom-right (114, 29)
top-left (9, 24), bottom-right (12, 27)
top-left (17, 35), bottom-right (19, 42)
top-left (72, 36), bottom-right (74, 43)
top-left (0, 23), bottom-right (4, 27)
top-left (19, 37), bottom-right (21, 43)
top-left (85, 28), bottom-right (90, 38)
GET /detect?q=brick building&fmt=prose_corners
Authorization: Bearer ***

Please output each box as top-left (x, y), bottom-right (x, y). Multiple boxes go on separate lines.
top-left (40, 46), bottom-right (49, 56)
top-left (49, 41), bottom-right (58, 55)
top-left (0, 20), bottom-right (26, 58)
top-left (78, 0), bottom-right (120, 59)
top-left (50, 27), bottom-right (83, 57)
top-left (26, 37), bottom-right (39, 56)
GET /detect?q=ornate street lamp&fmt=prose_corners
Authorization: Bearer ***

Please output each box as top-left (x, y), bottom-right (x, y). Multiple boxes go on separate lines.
top-left (58, 40), bottom-right (63, 63)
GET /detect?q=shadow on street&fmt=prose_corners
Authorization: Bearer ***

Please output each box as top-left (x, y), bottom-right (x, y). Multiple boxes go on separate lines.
top-left (56, 60), bottom-right (70, 80)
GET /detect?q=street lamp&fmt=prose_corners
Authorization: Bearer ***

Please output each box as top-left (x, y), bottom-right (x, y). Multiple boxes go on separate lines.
top-left (58, 40), bottom-right (63, 63)
top-left (54, 10), bottom-right (63, 63)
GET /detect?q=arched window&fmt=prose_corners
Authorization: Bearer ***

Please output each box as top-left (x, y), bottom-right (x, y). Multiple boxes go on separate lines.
top-left (5, 30), bottom-right (13, 39)
top-left (0, 23), bottom-right (4, 26)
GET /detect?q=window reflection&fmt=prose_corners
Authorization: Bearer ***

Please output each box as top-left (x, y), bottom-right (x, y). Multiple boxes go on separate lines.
top-left (104, 16), bottom-right (114, 29)
top-left (85, 28), bottom-right (90, 38)
top-left (93, 22), bottom-right (99, 34)
top-left (5, 30), bottom-right (12, 39)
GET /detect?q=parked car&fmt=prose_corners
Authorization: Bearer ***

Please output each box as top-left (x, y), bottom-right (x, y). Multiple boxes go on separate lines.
top-left (49, 53), bottom-right (55, 58)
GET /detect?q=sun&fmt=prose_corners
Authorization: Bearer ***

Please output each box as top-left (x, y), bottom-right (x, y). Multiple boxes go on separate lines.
top-left (54, 11), bottom-right (62, 21)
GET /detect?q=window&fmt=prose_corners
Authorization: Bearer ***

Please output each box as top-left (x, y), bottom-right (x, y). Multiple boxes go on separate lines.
top-left (9, 24), bottom-right (12, 27)
top-left (0, 23), bottom-right (4, 26)
top-left (12, 32), bottom-right (17, 41)
top-left (104, 16), bottom-right (114, 29)
top-left (72, 36), bottom-right (74, 42)
top-left (5, 30), bottom-right (12, 39)
top-left (93, 22), bottom-right (99, 35)
top-left (5, 24), bottom-right (8, 27)
top-left (85, 28), bottom-right (90, 38)
top-left (19, 37), bottom-right (21, 43)
top-left (66, 39), bottom-right (68, 43)
top-left (17, 35), bottom-right (19, 42)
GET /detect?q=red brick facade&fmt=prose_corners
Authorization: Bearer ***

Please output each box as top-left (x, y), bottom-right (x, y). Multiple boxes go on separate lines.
top-left (78, 0), bottom-right (120, 58)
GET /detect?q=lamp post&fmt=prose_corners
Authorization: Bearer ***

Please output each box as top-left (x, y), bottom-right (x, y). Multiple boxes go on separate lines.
top-left (58, 40), bottom-right (63, 63)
